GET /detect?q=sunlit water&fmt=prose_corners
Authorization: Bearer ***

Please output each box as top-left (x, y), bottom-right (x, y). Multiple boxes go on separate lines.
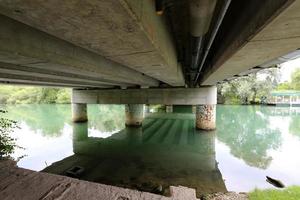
top-left (1, 104), bottom-right (300, 196)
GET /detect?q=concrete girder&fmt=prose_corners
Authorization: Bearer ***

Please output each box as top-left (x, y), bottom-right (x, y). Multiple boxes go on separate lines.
top-left (0, 0), bottom-right (185, 86)
top-left (0, 80), bottom-right (103, 88)
top-left (200, 0), bottom-right (299, 85)
top-left (0, 62), bottom-right (131, 87)
top-left (0, 72), bottom-right (112, 89)
top-left (0, 15), bottom-right (159, 87)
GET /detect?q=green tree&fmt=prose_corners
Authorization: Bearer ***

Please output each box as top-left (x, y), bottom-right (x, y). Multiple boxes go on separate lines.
top-left (277, 82), bottom-right (291, 90)
top-left (218, 68), bottom-right (279, 104)
top-left (275, 68), bottom-right (300, 91)
top-left (0, 85), bottom-right (71, 104)
top-left (291, 68), bottom-right (300, 90)
top-left (0, 110), bottom-right (19, 159)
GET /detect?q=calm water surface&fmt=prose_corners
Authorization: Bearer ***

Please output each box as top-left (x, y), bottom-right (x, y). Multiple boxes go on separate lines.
top-left (2, 104), bottom-right (300, 195)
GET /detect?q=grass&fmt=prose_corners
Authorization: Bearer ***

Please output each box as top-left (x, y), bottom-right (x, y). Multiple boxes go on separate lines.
top-left (249, 186), bottom-right (300, 200)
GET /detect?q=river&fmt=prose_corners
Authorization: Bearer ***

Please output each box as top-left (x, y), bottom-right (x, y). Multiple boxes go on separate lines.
top-left (1, 104), bottom-right (300, 196)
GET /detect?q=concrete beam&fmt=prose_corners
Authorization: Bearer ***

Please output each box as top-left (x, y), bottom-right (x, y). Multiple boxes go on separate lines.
top-left (0, 80), bottom-right (99, 88)
top-left (72, 87), bottom-right (217, 105)
top-left (0, 72), bottom-right (111, 89)
top-left (0, 62), bottom-right (129, 87)
top-left (0, 0), bottom-right (185, 86)
top-left (201, 0), bottom-right (299, 85)
top-left (0, 15), bottom-right (159, 87)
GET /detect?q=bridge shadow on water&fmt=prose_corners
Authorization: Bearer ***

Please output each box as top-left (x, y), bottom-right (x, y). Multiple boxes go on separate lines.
top-left (43, 113), bottom-right (226, 197)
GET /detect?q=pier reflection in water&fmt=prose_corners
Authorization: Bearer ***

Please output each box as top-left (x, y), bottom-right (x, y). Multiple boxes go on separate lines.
top-left (5, 105), bottom-right (300, 193)
top-left (43, 113), bottom-right (226, 196)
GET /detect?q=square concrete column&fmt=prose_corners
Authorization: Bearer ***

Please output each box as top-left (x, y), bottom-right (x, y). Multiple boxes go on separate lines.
top-left (125, 104), bottom-right (144, 127)
top-left (196, 105), bottom-right (216, 130)
top-left (72, 103), bottom-right (88, 122)
top-left (166, 105), bottom-right (173, 113)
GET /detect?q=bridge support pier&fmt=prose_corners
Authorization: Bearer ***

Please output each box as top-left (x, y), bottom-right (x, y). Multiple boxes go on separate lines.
top-left (166, 105), bottom-right (173, 113)
top-left (196, 105), bottom-right (216, 130)
top-left (72, 87), bottom-right (217, 130)
top-left (125, 104), bottom-right (144, 127)
top-left (72, 103), bottom-right (88, 122)
top-left (144, 104), bottom-right (150, 116)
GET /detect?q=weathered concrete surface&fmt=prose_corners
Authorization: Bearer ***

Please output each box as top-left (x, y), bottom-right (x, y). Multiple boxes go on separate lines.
top-left (125, 104), bottom-right (144, 127)
top-left (72, 87), bottom-right (217, 105)
top-left (72, 103), bottom-right (88, 122)
top-left (166, 105), bottom-right (173, 113)
top-left (204, 192), bottom-right (248, 200)
top-left (0, 160), bottom-right (200, 200)
top-left (0, 0), bottom-right (184, 86)
top-left (0, 14), bottom-right (158, 87)
top-left (0, 62), bottom-right (123, 87)
top-left (201, 0), bottom-right (300, 85)
top-left (196, 105), bottom-right (216, 131)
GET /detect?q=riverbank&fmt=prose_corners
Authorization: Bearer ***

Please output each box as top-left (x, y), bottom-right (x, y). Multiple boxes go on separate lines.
top-left (0, 160), bottom-right (198, 200)
top-left (0, 159), bottom-right (248, 200)
top-left (3, 159), bottom-right (300, 200)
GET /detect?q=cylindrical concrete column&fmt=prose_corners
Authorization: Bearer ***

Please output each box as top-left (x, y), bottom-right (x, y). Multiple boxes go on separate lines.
top-left (192, 105), bottom-right (196, 114)
top-left (125, 104), bottom-right (144, 127)
top-left (72, 103), bottom-right (88, 122)
top-left (144, 104), bottom-right (150, 116)
top-left (166, 105), bottom-right (173, 113)
top-left (72, 123), bottom-right (88, 141)
top-left (196, 104), bottom-right (216, 130)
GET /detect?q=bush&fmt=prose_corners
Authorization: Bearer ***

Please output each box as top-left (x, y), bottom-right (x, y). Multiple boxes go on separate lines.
top-left (0, 85), bottom-right (71, 104)
top-left (0, 110), bottom-right (19, 159)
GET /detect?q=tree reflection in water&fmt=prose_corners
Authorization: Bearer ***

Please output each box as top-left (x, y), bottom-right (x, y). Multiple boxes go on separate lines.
top-left (216, 105), bottom-right (282, 169)
top-left (44, 114), bottom-right (227, 197)
top-left (3, 104), bottom-right (71, 137)
top-left (2, 104), bottom-right (125, 137)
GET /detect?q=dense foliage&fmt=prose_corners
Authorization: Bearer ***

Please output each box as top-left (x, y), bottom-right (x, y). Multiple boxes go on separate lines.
top-left (277, 68), bottom-right (300, 90)
top-left (0, 86), bottom-right (71, 104)
top-left (218, 68), bottom-right (280, 104)
top-left (0, 110), bottom-right (19, 159)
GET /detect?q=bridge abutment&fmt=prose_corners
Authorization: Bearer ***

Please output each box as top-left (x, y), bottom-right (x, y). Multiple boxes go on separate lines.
top-left (72, 103), bottom-right (88, 122)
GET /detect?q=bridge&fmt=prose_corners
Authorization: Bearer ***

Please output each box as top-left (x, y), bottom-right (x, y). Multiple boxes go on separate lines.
top-left (0, 0), bottom-right (300, 130)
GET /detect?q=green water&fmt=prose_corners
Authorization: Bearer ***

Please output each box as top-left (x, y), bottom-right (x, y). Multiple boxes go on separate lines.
top-left (2, 104), bottom-right (300, 196)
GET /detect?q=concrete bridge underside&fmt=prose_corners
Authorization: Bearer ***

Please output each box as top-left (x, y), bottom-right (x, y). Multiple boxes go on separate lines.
top-left (0, 0), bottom-right (299, 88)
top-left (1, 0), bottom-right (300, 130)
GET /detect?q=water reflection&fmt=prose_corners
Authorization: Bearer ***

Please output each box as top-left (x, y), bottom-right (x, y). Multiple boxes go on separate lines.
top-left (43, 114), bottom-right (226, 196)
top-left (289, 116), bottom-right (300, 138)
top-left (4, 104), bottom-right (300, 193)
top-left (3, 104), bottom-right (70, 137)
top-left (216, 106), bottom-right (282, 169)
top-left (88, 104), bottom-right (125, 133)
top-left (2, 104), bottom-right (124, 137)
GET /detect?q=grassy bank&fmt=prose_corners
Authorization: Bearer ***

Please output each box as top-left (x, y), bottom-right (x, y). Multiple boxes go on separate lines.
top-left (249, 186), bottom-right (300, 200)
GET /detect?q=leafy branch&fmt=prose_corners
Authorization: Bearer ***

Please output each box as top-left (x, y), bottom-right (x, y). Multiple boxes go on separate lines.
top-left (0, 109), bottom-right (20, 159)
